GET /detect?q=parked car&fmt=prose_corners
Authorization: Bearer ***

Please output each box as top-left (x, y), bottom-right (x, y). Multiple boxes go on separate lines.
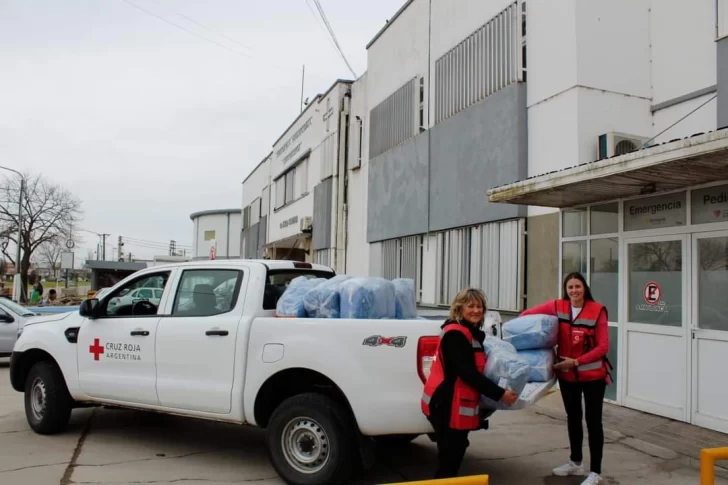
top-left (10, 260), bottom-right (445, 485)
top-left (0, 298), bottom-right (41, 357)
top-left (106, 287), bottom-right (163, 314)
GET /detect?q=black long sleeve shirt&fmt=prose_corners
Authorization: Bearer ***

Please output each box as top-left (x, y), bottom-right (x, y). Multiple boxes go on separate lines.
top-left (427, 321), bottom-right (506, 426)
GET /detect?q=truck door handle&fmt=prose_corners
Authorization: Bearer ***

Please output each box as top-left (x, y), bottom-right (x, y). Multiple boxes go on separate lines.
top-left (130, 330), bottom-right (150, 336)
top-left (206, 329), bottom-right (228, 337)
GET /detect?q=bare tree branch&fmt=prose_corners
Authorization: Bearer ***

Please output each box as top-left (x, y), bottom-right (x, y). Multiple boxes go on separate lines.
top-left (0, 172), bottom-right (83, 302)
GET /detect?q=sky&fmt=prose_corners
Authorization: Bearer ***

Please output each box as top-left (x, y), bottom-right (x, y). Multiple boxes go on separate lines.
top-left (0, 0), bottom-right (397, 265)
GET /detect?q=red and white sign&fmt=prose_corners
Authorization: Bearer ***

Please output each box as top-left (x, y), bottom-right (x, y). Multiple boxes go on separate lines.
top-left (643, 281), bottom-right (661, 305)
top-left (209, 244), bottom-right (216, 260)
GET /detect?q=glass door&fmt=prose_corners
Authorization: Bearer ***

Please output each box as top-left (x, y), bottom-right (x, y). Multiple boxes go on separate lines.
top-left (622, 234), bottom-right (689, 422)
top-left (691, 231), bottom-right (728, 433)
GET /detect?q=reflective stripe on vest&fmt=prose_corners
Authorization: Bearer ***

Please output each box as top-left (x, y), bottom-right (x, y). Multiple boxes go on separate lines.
top-left (577, 360), bottom-right (603, 371)
top-left (557, 311), bottom-right (570, 321)
top-left (422, 392), bottom-right (431, 404)
top-left (459, 406), bottom-right (478, 417)
top-left (439, 330), bottom-right (483, 349)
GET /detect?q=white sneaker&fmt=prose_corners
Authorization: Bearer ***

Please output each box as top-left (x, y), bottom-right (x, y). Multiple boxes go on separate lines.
top-left (552, 461), bottom-right (584, 476)
top-left (580, 472), bottom-right (603, 485)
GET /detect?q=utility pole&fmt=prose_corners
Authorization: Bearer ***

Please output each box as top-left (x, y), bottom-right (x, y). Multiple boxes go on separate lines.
top-left (118, 236), bottom-right (124, 261)
top-left (101, 234), bottom-right (109, 261)
top-left (169, 240), bottom-right (176, 256)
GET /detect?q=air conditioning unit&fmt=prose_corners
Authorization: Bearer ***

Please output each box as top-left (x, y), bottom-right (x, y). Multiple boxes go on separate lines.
top-left (597, 132), bottom-right (650, 160)
top-left (300, 216), bottom-right (313, 233)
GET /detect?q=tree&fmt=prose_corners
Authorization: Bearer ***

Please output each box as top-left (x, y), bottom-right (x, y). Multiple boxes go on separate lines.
top-left (0, 172), bottom-right (82, 302)
top-left (38, 238), bottom-right (64, 280)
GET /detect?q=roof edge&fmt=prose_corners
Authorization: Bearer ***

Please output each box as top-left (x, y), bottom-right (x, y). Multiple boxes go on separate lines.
top-left (366, 0), bottom-right (415, 50)
top-left (242, 151), bottom-right (273, 185)
top-left (190, 208), bottom-right (242, 221)
top-left (271, 79), bottom-right (354, 148)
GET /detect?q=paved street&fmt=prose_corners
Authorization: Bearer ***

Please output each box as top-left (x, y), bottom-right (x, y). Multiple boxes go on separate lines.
top-left (1, 358), bottom-right (725, 485)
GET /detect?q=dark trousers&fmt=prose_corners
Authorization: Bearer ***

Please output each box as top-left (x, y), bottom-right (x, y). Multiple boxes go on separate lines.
top-left (428, 418), bottom-right (471, 479)
top-left (559, 378), bottom-right (607, 474)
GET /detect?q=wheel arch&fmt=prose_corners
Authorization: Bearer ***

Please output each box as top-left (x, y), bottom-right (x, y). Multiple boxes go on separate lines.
top-left (253, 367), bottom-right (359, 430)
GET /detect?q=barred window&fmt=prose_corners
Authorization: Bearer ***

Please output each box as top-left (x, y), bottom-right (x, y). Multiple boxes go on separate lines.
top-left (369, 78), bottom-right (417, 159)
top-left (435, 1), bottom-right (526, 124)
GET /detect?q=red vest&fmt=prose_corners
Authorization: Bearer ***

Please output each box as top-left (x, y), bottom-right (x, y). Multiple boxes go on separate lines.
top-left (421, 323), bottom-right (487, 430)
top-left (555, 299), bottom-right (609, 382)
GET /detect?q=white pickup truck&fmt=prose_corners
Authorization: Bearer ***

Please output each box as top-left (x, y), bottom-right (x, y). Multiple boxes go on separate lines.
top-left (10, 260), bottom-right (451, 485)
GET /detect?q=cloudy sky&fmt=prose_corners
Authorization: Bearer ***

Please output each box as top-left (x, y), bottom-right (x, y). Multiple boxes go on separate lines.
top-left (0, 0), bottom-right (395, 263)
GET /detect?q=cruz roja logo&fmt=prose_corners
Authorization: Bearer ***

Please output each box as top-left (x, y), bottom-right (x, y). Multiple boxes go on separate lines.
top-left (89, 338), bottom-right (143, 361)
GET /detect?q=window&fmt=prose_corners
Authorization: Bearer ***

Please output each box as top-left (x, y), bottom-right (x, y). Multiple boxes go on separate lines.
top-left (172, 269), bottom-right (243, 317)
top-left (204, 230), bottom-right (216, 241)
top-left (369, 78), bottom-right (416, 158)
top-left (103, 271), bottom-right (171, 317)
top-left (380, 235), bottom-right (423, 302)
top-left (275, 177), bottom-right (285, 209)
top-left (275, 162), bottom-right (308, 210)
top-left (434, 1), bottom-right (525, 124)
top-left (262, 269), bottom-right (334, 310)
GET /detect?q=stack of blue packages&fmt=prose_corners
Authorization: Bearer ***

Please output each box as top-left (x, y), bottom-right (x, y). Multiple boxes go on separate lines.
top-left (339, 277), bottom-right (396, 319)
top-left (303, 275), bottom-right (354, 318)
top-left (275, 276), bottom-right (324, 317)
top-left (480, 347), bottom-right (530, 411)
top-left (502, 314), bottom-right (559, 350)
top-left (392, 278), bottom-right (417, 319)
top-left (518, 348), bottom-right (556, 382)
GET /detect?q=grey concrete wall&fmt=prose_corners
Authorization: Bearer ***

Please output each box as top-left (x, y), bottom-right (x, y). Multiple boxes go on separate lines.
top-left (718, 37), bottom-right (728, 128)
top-left (367, 134), bottom-right (429, 242)
top-left (429, 82), bottom-right (527, 231)
top-left (313, 178), bottom-right (333, 250)
top-left (366, 82), bottom-right (527, 242)
top-left (242, 223), bottom-right (260, 259)
top-left (526, 212), bottom-right (560, 308)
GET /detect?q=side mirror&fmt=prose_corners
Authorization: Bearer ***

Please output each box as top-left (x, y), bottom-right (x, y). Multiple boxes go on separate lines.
top-left (79, 299), bottom-right (100, 318)
top-left (0, 312), bottom-right (14, 323)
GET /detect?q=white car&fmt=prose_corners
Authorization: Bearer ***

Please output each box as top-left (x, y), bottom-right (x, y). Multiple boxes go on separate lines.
top-left (106, 287), bottom-right (163, 314)
top-left (10, 260), bottom-right (446, 485)
top-left (0, 298), bottom-right (41, 357)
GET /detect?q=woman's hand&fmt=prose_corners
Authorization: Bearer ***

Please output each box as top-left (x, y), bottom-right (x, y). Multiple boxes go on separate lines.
top-left (501, 389), bottom-right (518, 406)
top-left (553, 357), bottom-right (578, 370)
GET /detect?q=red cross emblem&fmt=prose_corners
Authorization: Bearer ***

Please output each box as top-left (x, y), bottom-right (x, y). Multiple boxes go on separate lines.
top-left (89, 338), bottom-right (104, 361)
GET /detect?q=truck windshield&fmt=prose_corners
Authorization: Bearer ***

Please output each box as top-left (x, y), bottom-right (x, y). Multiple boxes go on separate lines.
top-left (263, 269), bottom-right (334, 310)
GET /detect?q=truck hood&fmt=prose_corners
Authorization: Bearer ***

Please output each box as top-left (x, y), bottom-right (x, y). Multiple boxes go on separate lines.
top-left (24, 312), bottom-right (75, 327)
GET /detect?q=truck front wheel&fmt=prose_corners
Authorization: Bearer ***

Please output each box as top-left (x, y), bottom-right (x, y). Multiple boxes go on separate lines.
top-left (24, 361), bottom-right (72, 435)
top-left (266, 393), bottom-right (354, 485)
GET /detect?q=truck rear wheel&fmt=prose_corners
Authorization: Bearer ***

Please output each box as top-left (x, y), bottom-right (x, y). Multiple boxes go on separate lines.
top-left (24, 361), bottom-right (72, 435)
top-left (266, 393), bottom-right (354, 485)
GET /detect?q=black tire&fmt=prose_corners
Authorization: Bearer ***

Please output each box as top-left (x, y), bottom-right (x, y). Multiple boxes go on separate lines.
top-left (373, 434), bottom-right (420, 446)
top-left (266, 393), bottom-right (355, 485)
top-left (24, 361), bottom-right (73, 435)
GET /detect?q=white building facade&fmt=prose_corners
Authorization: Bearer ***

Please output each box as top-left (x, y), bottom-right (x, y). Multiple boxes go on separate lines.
top-left (239, 0), bottom-right (728, 433)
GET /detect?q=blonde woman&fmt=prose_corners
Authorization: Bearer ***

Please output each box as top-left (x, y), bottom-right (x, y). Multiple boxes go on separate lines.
top-left (421, 288), bottom-right (518, 478)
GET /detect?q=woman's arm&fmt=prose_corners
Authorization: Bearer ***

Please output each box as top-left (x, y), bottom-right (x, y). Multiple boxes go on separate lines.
top-left (577, 309), bottom-right (609, 365)
top-left (440, 332), bottom-right (506, 402)
top-left (519, 300), bottom-right (558, 317)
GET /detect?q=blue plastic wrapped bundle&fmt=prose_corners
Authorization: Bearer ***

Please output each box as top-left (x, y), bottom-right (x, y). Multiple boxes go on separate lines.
top-left (518, 348), bottom-right (556, 382)
top-left (303, 275), bottom-right (354, 318)
top-left (339, 277), bottom-right (397, 319)
top-left (275, 276), bottom-right (324, 317)
top-left (392, 278), bottom-right (417, 319)
top-left (482, 336), bottom-right (517, 356)
top-left (480, 348), bottom-right (531, 411)
top-left (502, 314), bottom-right (559, 350)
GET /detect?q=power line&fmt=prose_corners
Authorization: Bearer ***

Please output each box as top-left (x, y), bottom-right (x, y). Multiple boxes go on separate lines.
top-left (308, 0), bottom-right (357, 78)
top-left (119, 0), bottom-right (296, 72)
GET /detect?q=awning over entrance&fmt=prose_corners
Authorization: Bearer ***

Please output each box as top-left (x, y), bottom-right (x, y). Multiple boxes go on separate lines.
top-left (262, 232), bottom-right (310, 249)
top-left (487, 129), bottom-right (728, 208)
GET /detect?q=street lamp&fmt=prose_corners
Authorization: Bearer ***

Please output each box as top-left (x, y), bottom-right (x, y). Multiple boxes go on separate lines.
top-left (0, 166), bottom-right (23, 303)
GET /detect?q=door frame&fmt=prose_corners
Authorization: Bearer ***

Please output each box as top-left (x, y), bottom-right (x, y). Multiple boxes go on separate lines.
top-left (690, 230), bottom-right (728, 433)
top-left (620, 232), bottom-right (691, 422)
